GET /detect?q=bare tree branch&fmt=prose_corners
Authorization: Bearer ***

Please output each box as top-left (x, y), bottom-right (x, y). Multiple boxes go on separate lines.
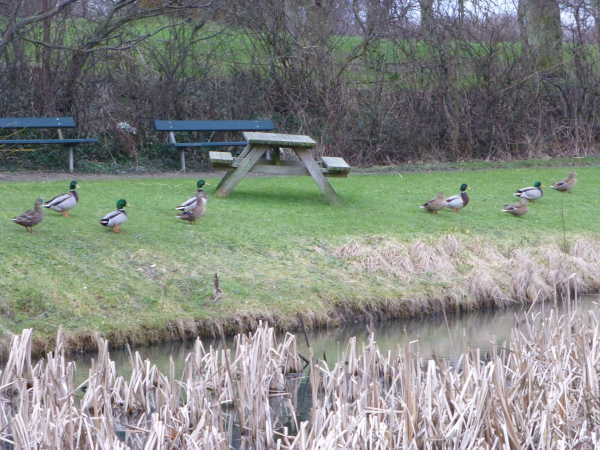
top-left (20, 19), bottom-right (221, 53)
top-left (0, 0), bottom-right (79, 56)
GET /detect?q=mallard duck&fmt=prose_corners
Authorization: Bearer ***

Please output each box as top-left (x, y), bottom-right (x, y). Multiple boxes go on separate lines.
top-left (176, 191), bottom-right (207, 223)
top-left (445, 184), bottom-right (469, 212)
top-left (420, 192), bottom-right (446, 213)
top-left (551, 172), bottom-right (576, 192)
top-left (514, 181), bottom-right (543, 200)
top-left (502, 199), bottom-right (528, 216)
top-left (12, 198), bottom-right (44, 232)
top-left (44, 180), bottom-right (78, 216)
top-left (100, 199), bottom-right (128, 233)
top-left (176, 179), bottom-right (207, 212)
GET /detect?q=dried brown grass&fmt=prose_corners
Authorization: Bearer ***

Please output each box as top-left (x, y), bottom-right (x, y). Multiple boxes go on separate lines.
top-left (335, 235), bottom-right (600, 310)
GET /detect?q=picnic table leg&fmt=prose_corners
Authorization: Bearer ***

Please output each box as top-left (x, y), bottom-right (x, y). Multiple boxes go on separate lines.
top-left (216, 144), bottom-right (252, 191)
top-left (68, 148), bottom-right (74, 173)
top-left (180, 150), bottom-right (186, 172)
top-left (236, 143), bottom-right (252, 160)
top-left (215, 168), bottom-right (234, 191)
top-left (295, 148), bottom-right (340, 204)
top-left (216, 145), bottom-right (267, 198)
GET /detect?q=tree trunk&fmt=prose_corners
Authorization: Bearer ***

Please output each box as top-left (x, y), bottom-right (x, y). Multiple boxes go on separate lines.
top-left (420, 0), bottom-right (434, 34)
top-left (524, 0), bottom-right (562, 72)
top-left (457, 0), bottom-right (465, 25)
top-left (517, 0), bottom-right (528, 43)
top-left (594, 0), bottom-right (600, 50)
top-left (41, 0), bottom-right (53, 114)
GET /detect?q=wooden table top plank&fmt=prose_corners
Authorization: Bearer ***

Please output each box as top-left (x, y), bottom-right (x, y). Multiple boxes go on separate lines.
top-left (242, 132), bottom-right (316, 148)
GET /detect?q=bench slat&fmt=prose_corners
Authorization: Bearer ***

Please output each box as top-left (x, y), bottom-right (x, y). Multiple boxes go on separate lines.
top-left (0, 117), bottom-right (76, 128)
top-left (173, 141), bottom-right (247, 148)
top-left (0, 138), bottom-right (97, 145)
top-left (154, 119), bottom-right (275, 132)
top-left (321, 156), bottom-right (351, 171)
top-left (242, 132), bottom-right (316, 148)
top-left (209, 151), bottom-right (234, 166)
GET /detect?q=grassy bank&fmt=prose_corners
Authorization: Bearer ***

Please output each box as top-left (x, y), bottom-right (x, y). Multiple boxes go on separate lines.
top-left (1, 166), bottom-right (599, 354)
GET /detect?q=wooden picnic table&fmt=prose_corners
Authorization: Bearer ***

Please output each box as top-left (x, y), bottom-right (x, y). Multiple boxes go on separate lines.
top-left (215, 132), bottom-right (340, 204)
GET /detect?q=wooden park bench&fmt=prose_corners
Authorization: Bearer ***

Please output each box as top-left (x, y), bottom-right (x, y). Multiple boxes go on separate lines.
top-left (154, 119), bottom-right (276, 172)
top-left (0, 117), bottom-right (98, 173)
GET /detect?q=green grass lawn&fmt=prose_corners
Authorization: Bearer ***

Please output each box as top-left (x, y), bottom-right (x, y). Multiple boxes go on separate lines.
top-left (0, 166), bottom-right (597, 348)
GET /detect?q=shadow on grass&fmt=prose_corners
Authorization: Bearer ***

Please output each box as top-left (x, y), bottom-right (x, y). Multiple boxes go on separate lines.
top-left (213, 188), bottom-right (345, 207)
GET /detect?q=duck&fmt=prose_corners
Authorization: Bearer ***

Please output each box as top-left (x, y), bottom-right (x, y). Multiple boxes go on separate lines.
top-left (44, 180), bottom-right (78, 216)
top-left (176, 191), bottom-right (207, 224)
top-left (100, 199), bottom-right (128, 233)
top-left (551, 172), bottom-right (576, 192)
top-left (420, 192), bottom-right (446, 213)
top-left (12, 198), bottom-right (44, 232)
top-left (176, 179), bottom-right (207, 212)
top-left (502, 199), bottom-right (528, 216)
top-left (445, 184), bottom-right (469, 212)
top-left (514, 181), bottom-right (543, 201)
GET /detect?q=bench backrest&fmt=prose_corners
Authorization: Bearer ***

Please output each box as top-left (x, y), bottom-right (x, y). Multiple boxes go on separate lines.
top-left (0, 117), bottom-right (77, 129)
top-left (154, 119), bottom-right (275, 132)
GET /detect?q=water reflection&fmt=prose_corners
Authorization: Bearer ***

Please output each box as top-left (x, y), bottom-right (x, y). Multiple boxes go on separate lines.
top-left (73, 296), bottom-right (599, 382)
top-left (36, 296), bottom-right (600, 449)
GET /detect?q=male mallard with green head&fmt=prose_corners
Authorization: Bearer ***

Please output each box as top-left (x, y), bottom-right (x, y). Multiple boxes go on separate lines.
top-left (176, 191), bottom-right (207, 224)
top-left (100, 199), bottom-right (128, 233)
top-left (420, 192), bottom-right (446, 213)
top-left (445, 184), bottom-right (469, 212)
top-left (176, 179), bottom-right (207, 212)
top-left (12, 198), bottom-right (44, 232)
top-left (502, 199), bottom-right (528, 216)
top-left (44, 180), bottom-right (78, 217)
top-left (551, 172), bottom-right (576, 192)
top-left (514, 181), bottom-right (543, 201)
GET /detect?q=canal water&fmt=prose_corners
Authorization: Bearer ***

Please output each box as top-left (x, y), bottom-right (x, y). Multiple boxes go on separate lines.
top-left (73, 295), bottom-right (599, 380)
top-left (52, 295), bottom-right (600, 448)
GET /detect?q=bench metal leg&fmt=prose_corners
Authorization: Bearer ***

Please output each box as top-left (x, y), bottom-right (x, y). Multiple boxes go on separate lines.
top-left (180, 150), bottom-right (186, 172)
top-left (216, 145), bottom-right (267, 198)
top-left (295, 148), bottom-right (340, 204)
top-left (68, 148), bottom-right (74, 173)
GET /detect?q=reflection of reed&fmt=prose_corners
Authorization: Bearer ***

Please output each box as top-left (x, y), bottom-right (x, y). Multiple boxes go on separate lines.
top-left (2, 305), bottom-right (600, 448)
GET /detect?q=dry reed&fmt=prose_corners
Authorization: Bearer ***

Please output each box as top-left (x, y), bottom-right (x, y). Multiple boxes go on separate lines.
top-left (1, 308), bottom-right (600, 448)
top-left (335, 236), bottom-right (600, 311)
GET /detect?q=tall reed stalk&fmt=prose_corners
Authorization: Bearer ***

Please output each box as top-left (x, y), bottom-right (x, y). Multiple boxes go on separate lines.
top-left (0, 309), bottom-right (599, 448)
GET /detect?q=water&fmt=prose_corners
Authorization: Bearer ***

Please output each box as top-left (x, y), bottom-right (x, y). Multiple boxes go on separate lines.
top-left (36, 296), bottom-right (600, 448)
top-left (72, 295), bottom-right (600, 380)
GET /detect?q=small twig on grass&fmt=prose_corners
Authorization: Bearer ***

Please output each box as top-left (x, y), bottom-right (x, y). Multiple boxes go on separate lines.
top-left (210, 273), bottom-right (223, 303)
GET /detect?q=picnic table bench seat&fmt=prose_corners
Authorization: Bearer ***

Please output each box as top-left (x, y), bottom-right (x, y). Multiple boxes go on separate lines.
top-left (208, 150), bottom-right (351, 177)
top-left (154, 119), bottom-right (276, 172)
top-left (0, 117), bottom-right (97, 172)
